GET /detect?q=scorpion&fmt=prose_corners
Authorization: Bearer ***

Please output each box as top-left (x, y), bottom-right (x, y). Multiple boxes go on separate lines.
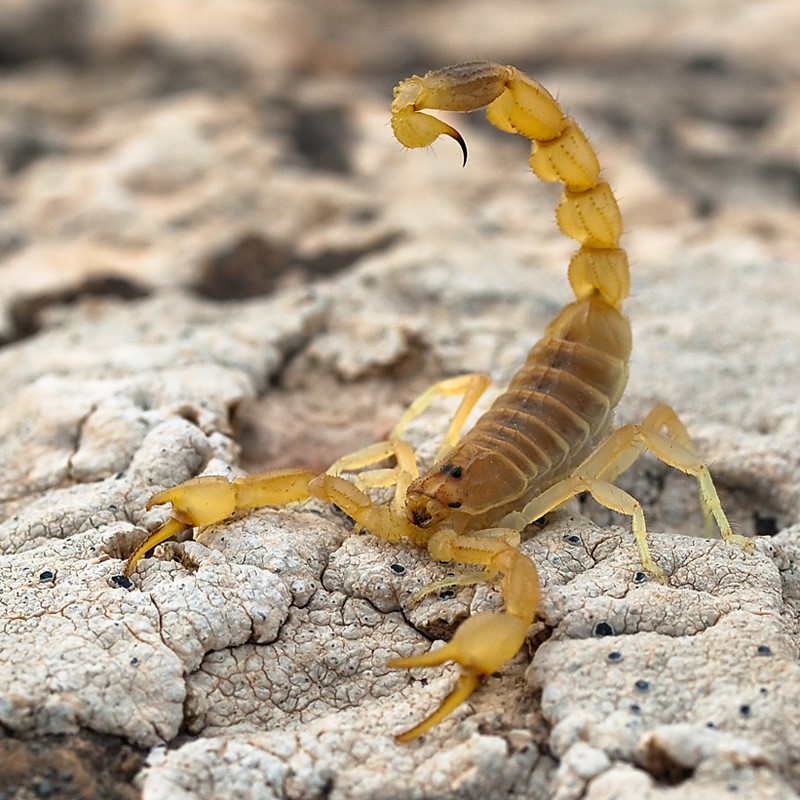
top-left (124, 62), bottom-right (751, 742)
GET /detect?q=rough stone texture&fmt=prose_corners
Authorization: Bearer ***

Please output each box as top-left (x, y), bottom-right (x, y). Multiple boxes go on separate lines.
top-left (1, 2), bottom-right (799, 799)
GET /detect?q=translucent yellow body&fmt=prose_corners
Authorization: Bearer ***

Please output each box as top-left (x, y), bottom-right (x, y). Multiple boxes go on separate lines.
top-left (130, 62), bottom-right (751, 743)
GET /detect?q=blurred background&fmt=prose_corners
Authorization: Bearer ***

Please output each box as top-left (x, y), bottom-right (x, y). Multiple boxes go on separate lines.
top-left (1, 0), bottom-right (799, 341)
top-left (1, 7), bottom-right (798, 795)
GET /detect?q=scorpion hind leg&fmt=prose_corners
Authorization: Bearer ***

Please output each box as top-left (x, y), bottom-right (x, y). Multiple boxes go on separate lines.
top-left (510, 403), bottom-right (752, 582)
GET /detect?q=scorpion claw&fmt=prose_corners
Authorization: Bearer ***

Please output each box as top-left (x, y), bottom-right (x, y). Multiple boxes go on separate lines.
top-left (388, 611), bottom-right (529, 739)
top-left (123, 518), bottom-right (190, 576)
top-left (394, 673), bottom-right (480, 743)
top-left (147, 475), bottom-right (237, 526)
top-left (124, 476), bottom-right (238, 575)
top-left (390, 611), bottom-right (529, 677)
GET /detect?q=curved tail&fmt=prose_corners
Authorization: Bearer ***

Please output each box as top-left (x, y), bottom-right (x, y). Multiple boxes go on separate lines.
top-left (391, 62), bottom-right (630, 310)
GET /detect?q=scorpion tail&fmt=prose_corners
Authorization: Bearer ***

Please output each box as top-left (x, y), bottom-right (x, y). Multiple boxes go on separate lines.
top-left (391, 62), bottom-right (630, 309)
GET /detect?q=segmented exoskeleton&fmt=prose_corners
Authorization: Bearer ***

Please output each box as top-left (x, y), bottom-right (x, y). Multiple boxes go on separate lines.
top-left (127, 63), bottom-right (750, 742)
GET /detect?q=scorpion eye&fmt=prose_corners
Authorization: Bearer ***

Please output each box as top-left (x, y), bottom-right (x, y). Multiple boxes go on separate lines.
top-left (448, 501), bottom-right (462, 508)
top-left (440, 464), bottom-right (463, 479)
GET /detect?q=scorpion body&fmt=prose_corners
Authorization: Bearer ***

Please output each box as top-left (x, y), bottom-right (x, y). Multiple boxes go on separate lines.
top-left (405, 296), bottom-right (631, 534)
top-left (127, 63), bottom-right (750, 742)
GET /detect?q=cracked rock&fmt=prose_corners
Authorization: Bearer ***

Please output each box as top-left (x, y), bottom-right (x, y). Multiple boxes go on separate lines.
top-left (1, 2), bottom-right (800, 799)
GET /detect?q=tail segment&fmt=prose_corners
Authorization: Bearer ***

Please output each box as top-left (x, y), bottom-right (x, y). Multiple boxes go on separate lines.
top-left (391, 62), bottom-right (630, 309)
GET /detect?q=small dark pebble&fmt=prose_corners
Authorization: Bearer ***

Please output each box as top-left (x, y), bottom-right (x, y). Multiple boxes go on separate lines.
top-left (607, 651), bottom-right (623, 662)
top-left (38, 570), bottom-right (54, 582)
top-left (390, 563), bottom-right (406, 575)
top-left (110, 574), bottom-right (133, 589)
top-left (633, 571), bottom-right (647, 583)
top-left (629, 703), bottom-right (641, 713)
top-left (131, 657), bottom-right (140, 666)
top-left (439, 589), bottom-right (455, 599)
top-left (564, 534), bottom-right (581, 544)
top-left (756, 644), bottom-right (772, 656)
top-left (739, 704), bottom-right (751, 716)
top-left (594, 621), bottom-right (615, 637)
top-left (634, 679), bottom-right (650, 692)
top-left (706, 721), bottom-right (716, 729)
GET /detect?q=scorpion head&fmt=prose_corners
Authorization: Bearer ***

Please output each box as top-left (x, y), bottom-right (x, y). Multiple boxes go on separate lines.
top-left (405, 461), bottom-right (471, 531)
top-left (405, 450), bottom-right (529, 533)
top-left (405, 492), bottom-right (458, 530)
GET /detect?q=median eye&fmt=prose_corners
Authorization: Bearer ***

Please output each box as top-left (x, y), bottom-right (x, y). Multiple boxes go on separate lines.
top-left (448, 501), bottom-right (462, 508)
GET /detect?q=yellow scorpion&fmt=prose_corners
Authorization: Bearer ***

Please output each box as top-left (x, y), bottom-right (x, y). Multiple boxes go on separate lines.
top-left (125, 63), bottom-right (751, 742)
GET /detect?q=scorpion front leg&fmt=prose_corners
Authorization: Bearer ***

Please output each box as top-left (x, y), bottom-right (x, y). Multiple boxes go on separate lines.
top-left (389, 529), bottom-right (540, 742)
top-left (390, 373), bottom-right (492, 460)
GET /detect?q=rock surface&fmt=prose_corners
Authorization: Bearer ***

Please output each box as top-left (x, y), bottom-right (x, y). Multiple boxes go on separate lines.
top-left (1, 2), bottom-right (799, 799)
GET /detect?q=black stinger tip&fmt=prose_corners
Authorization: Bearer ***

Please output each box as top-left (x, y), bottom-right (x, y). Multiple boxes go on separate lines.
top-left (454, 131), bottom-right (468, 166)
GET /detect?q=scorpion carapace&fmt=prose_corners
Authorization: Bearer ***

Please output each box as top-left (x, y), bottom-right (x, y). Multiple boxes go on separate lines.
top-left (128, 62), bottom-right (751, 742)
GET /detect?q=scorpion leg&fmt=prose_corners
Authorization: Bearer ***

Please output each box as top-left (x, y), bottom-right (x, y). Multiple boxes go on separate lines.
top-left (327, 437), bottom-right (419, 513)
top-left (501, 404), bottom-right (750, 578)
top-left (597, 404), bottom-right (715, 534)
top-left (327, 373), bottom-right (490, 506)
top-left (577, 404), bottom-right (751, 551)
top-left (503, 473), bottom-right (666, 578)
top-left (390, 529), bottom-right (539, 741)
top-left (410, 527), bottom-right (522, 602)
top-left (391, 373), bottom-right (492, 460)
top-left (307, 472), bottom-right (426, 545)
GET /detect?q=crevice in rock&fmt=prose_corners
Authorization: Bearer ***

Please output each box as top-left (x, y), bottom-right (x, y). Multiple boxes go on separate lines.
top-left (7, 276), bottom-right (150, 341)
top-left (0, 730), bottom-right (147, 800)
top-left (192, 230), bottom-right (398, 302)
top-left (286, 103), bottom-right (354, 175)
top-left (192, 234), bottom-right (296, 301)
top-left (0, 0), bottom-right (90, 67)
top-left (637, 736), bottom-right (695, 786)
